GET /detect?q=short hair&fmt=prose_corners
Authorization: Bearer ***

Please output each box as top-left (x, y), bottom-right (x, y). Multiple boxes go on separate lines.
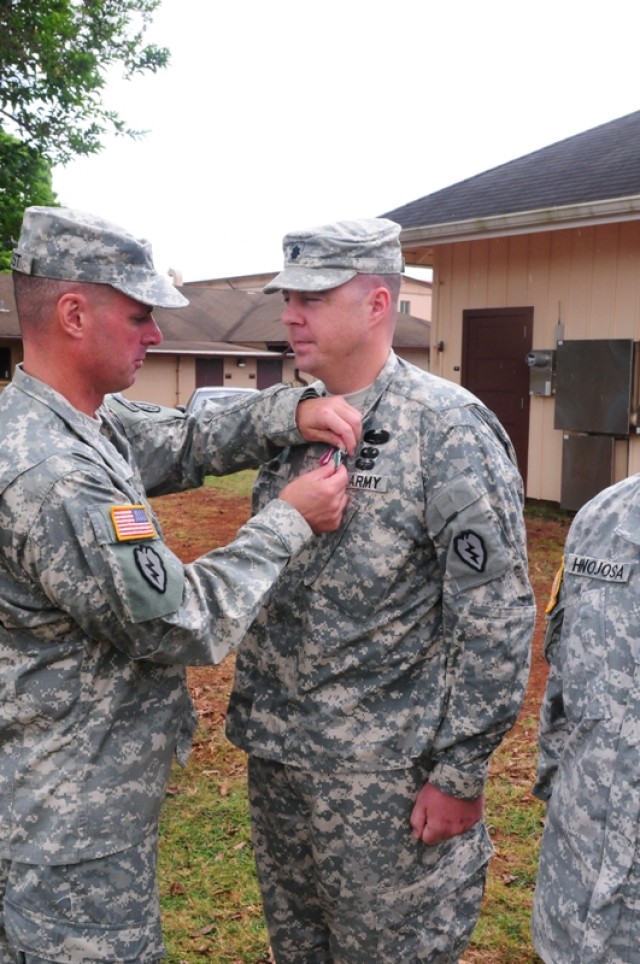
top-left (12, 272), bottom-right (108, 332)
top-left (352, 272), bottom-right (402, 307)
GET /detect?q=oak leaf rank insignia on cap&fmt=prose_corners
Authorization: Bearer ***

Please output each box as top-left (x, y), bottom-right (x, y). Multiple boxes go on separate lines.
top-left (111, 504), bottom-right (156, 541)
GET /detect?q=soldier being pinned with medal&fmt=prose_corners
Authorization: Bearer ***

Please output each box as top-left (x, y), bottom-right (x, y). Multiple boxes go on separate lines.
top-left (225, 217), bottom-right (536, 963)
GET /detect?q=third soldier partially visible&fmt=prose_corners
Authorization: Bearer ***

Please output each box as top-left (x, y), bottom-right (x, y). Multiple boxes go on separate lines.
top-left (533, 474), bottom-right (640, 963)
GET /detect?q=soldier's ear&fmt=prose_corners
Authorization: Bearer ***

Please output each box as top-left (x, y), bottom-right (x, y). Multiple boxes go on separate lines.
top-left (368, 285), bottom-right (391, 327)
top-left (56, 291), bottom-right (90, 339)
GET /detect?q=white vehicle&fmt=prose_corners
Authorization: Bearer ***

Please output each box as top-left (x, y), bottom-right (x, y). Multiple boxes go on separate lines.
top-left (184, 386), bottom-right (259, 414)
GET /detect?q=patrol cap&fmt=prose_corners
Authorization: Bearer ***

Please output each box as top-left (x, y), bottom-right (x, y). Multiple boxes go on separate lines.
top-left (264, 218), bottom-right (404, 293)
top-left (11, 206), bottom-right (188, 309)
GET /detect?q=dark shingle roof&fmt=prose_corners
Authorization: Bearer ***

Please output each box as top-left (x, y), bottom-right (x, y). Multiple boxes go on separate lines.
top-left (153, 287), bottom-right (288, 349)
top-left (383, 110), bottom-right (640, 229)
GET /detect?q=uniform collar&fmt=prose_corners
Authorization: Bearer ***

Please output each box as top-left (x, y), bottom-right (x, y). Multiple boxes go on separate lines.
top-left (314, 350), bottom-right (399, 421)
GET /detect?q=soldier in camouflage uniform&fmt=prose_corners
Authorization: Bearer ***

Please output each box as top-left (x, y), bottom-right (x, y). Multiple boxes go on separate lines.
top-left (0, 206), bottom-right (360, 963)
top-left (225, 218), bottom-right (536, 962)
top-left (533, 474), bottom-right (640, 963)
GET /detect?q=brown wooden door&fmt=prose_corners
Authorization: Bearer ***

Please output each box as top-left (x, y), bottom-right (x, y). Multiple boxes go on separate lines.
top-left (256, 357), bottom-right (283, 389)
top-left (195, 357), bottom-right (224, 387)
top-left (461, 307), bottom-right (532, 485)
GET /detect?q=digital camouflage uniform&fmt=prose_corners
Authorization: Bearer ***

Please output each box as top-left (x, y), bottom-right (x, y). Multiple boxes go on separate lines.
top-left (533, 473), bottom-right (640, 963)
top-left (227, 350), bottom-right (536, 962)
top-left (0, 205), bottom-right (319, 964)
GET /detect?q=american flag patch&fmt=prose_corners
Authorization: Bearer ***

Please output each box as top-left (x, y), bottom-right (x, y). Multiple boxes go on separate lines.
top-left (110, 504), bottom-right (156, 542)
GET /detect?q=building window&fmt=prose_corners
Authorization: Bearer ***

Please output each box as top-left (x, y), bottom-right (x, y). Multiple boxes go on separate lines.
top-left (400, 300), bottom-right (410, 314)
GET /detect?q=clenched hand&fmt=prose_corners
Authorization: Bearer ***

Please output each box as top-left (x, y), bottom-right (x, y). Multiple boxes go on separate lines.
top-left (280, 462), bottom-right (349, 534)
top-left (410, 782), bottom-right (484, 845)
top-left (296, 396), bottom-right (362, 455)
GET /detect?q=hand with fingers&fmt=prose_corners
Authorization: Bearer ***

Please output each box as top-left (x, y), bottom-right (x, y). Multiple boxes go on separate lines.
top-left (279, 461), bottom-right (349, 534)
top-left (296, 395), bottom-right (362, 456)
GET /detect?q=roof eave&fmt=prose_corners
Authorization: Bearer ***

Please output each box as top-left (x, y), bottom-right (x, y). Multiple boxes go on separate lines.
top-left (148, 345), bottom-right (292, 358)
top-left (400, 194), bottom-right (640, 247)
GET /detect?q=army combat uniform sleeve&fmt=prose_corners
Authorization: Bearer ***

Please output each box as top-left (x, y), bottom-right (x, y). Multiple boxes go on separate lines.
top-left (12, 463), bottom-right (311, 666)
top-left (0, 370), bottom-right (317, 864)
top-left (424, 407), bottom-right (535, 800)
top-left (531, 476), bottom-right (640, 961)
top-left (105, 383), bottom-right (312, 496)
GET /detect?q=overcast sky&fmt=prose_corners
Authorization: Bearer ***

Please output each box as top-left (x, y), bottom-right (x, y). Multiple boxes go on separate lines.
top-left (51, 0), bottom-right (640, 283)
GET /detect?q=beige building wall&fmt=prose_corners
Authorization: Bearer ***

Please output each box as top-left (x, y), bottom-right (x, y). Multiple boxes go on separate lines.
top-left (122, 354), bottom-right (261, 407)
top-left (394, 347), bottom-right (430, 371)
top-left (427, 221), bottom-right (640, 502)
top-left (397, 276), bottom-right (432, 323)
top-left (123, 354), bottom-right (196, 408)
top-left (122, 337), bottom-right (429, 409)
top-left (122, 353), bottom-right (303, 406)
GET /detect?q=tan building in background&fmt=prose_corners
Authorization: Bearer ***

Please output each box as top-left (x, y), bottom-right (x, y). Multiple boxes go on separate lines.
top-left (385, 110), bottom-right (640, 510)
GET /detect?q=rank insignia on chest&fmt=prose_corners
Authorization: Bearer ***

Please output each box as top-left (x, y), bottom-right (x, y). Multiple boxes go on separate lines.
top-left (110, 504), bottom-right (156, 541)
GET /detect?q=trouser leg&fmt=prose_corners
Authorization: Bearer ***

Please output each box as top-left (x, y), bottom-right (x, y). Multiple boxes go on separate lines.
top-left (248, 757), bottom-right (492, 964)
top-left (248, 757), bottom-right (332, 962)
top-left (1, 825), bottom-right (165, 963)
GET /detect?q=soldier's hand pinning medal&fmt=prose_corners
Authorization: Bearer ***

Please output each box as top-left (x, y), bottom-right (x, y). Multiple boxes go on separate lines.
top-left (319, 446), bottom-right (346, 471)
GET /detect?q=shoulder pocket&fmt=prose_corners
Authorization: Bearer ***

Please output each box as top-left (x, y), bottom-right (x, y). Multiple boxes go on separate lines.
top-left (428, 472), bottom-right (514, 593)
top-left (87, 505), bottom-right (185, 623)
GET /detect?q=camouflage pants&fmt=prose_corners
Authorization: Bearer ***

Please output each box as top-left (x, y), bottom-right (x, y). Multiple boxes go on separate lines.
top-left (247, 757), bottom-right (492, 964)
top-left (0, 824), bottom-right (165, 963)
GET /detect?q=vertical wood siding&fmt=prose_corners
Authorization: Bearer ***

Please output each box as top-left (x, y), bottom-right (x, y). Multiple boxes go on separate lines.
top-left (429, 222), bottom-right (640, 500)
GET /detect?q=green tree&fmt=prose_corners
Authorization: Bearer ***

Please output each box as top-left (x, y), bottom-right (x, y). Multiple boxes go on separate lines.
top-left (0, 0), bottom-right (169, 163)
top-left (0, 131), bottom-right (57, 270)
top-left (0, 0), bottom-right (170, 268)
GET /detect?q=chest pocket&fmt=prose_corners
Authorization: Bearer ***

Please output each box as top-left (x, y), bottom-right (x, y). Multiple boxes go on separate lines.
top-left (302, 499), bottom-right (420, 620)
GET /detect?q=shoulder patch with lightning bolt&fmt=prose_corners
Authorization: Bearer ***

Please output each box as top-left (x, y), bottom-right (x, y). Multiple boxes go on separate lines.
top-left (454, 530), bottom-right (487, 572)
top-left (133, 545), bottom-right (167, 593)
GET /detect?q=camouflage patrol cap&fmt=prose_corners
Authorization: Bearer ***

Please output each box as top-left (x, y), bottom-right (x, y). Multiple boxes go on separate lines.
top-left (263, 218), bottom-right (404, 293)
top-left (11, 206), bottom-right (188, 309)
